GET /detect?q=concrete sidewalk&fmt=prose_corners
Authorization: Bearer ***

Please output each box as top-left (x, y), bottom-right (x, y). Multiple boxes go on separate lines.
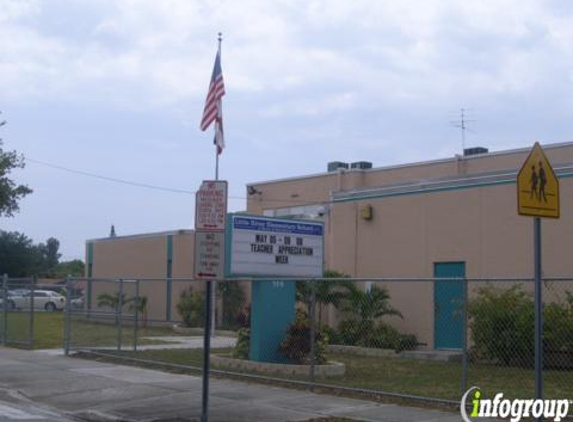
top-left (35, 336), bottom-right (237, 356)
top-left (0, 347), bottom-right (464, 422)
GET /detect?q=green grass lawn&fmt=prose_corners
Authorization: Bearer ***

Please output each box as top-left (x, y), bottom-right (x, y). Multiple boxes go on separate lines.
top-left (95, 347), bottom-right (573, 402)
top-left (1, 311), bottom-right (183, 349)
top-left (4, 312), bottom-right (571, 405)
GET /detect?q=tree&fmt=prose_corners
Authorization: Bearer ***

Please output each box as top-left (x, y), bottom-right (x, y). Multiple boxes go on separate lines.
top-left (0, 231), bottom-right (62, 277)
top-left (129, 296), bottom-right (149, 328)
top-left (96, 292), bottom-right (128, 309)
top-left (296, 270), bottom-right (351, 322)
top-left (218, 281), bottom-right (245, 329)
top-left (339, 284), bottom-right (402, 323)
top-left (0, 140), bottom-right (33, 217)
top-left (42, 238), bottom-right (61, 270)
top-left (53, 260), bottom-right (85, 278)
top-left (0, 231), bottom-right (37, 277)
top-left (336, 284), bottom-right (403, 348)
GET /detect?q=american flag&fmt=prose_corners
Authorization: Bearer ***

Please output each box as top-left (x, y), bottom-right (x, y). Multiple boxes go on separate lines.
top-left (200, 49), bottom-right (226, 154)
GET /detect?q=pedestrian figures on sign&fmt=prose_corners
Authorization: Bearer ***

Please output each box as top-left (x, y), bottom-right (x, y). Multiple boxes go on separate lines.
top-left (529, 162), bottom-right (548, 203)
top-left (530, 165), bottom-right (538, 200)
top-left (538, 161), bottom-right (547, 203)
top-left (517, 142), bottom-right (559, 218)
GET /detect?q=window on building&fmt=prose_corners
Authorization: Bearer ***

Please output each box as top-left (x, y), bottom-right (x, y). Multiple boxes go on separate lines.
top-left (263, 204), bottom-right (327, 219)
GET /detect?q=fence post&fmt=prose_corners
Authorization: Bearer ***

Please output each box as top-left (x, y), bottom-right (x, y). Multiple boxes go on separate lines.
top-left (309, 280), bottom-right (317, 390)
top-left (64, 275), bottom-right (71, 356)
top-left (29, 276), bottom-right (35, 349)
top-left (86, 277), bottom-right (92, 319)
top-left (117, 278), bottom-right (124, 352)
top-left (166, 278), bottom-right (172, 322)
top-left (461, 278), bottom-right (468, 395)
top-left (2, 274), bottom-right (7, 346)
top-left (134, 280), bottom-right (140, 352)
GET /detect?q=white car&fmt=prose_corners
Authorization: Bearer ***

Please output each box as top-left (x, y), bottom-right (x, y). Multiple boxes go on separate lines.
top-left (8, 290), bottom-right (66, 311)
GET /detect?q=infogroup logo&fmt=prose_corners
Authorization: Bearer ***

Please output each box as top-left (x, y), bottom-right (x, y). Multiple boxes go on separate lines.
top-left (460, 387), bottom-right (570, 422)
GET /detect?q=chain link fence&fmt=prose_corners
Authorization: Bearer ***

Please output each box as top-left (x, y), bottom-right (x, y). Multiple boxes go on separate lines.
top-left (1, 275), bottom-right (68, 348)
top-left (3, 275), bottom-right (573, 405)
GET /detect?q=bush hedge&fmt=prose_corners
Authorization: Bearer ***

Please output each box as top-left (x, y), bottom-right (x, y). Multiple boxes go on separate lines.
top-left (469, 284), bottom-right (573, 367)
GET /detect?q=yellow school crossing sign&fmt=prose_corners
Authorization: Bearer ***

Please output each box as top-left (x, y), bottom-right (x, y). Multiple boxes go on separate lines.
top-left (517, 142), bottom-right (560, 218)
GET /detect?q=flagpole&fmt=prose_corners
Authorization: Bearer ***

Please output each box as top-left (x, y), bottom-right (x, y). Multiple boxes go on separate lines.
top-left (210, 32), bottom-right (223, 340)
top-left (214, 32), bottom-right (222, 181)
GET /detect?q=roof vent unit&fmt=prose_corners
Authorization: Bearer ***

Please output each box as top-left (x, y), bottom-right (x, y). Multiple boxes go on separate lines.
top-left (327, 161), bottom-right (349, 172)
top-left (350, 161), bottom-right (373, 170)
top-left (463, 147), bottom-right (489, 157)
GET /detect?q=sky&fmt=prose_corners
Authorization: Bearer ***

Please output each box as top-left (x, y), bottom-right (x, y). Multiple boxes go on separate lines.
top-left (1, 0), bottom-right (573, 260)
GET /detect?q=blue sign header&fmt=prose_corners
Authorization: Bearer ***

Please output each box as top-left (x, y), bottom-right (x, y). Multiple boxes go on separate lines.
top-left (233, 216), bottom-right (324, 236)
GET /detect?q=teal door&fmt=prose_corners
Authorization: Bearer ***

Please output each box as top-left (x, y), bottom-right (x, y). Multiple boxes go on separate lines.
top-left (434, 262), bottom-right (465, 350)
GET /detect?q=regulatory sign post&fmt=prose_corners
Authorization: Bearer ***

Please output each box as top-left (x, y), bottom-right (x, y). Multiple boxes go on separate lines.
top-left (194, 231), bottom-right (225, 279)
top-left (516, 142), bottom-right (560, 420)
top-left (195, 180), bottom-right (228, 231)
top-left (194, 180), bottom-right (227, 422)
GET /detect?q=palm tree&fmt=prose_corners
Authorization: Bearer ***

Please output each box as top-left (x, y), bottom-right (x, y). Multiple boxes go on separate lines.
top-left (337, 284), bottom-right (402, 344)
top-left (96, 292), bottom-right (128, 325)
top-left (97, 292), bottom-right (149, 327)
top-left (339, 283), bottom-right (402, 322)
top-left (128, 296), bottom-right (149, 328)
top-left (96, 292), bottom-right (128, 309)
top-left (296, 270), bottom-right (351, 322)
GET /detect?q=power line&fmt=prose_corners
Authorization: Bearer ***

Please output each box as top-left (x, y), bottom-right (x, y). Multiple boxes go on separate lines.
top-left (26, 157), bottom-right (324, 205)
top-left (27, 158), bottom-right (196, 194)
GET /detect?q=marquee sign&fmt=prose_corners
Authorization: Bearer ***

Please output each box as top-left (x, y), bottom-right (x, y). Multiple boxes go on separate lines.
top-left (227, 215), bottom-right (324, 277)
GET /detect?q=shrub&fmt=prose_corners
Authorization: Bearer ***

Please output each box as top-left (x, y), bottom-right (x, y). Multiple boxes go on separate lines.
top-left (469, 284), bottom-right (573, 367)
top-left (469, 284), bottom-right (534, 366)
top-left (232, 327), bottom-right (250, 359)
top-left (235, 305), bottom-right (251, 329)
top-left (336, 319), bottom-right (418, 352)
top-left (396, 334), bottom-right (419, 353)
top-left (279, 310), bottom-right (328, 364)
top-left (321, 324), bottom-right (341, 345)
top-left (218, 281), bottom-right (246, 330)
top-left (542, 297), bottom-right (573, 370)
top-left (176, 288), bottom-right (205, 328)
top-left (337, 318), bottom-right (374, 346)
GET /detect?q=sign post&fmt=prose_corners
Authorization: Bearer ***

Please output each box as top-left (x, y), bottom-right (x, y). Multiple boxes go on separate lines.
top-left (195, 180), bottom-right (228, 231)
top-left (226, 214), bottom-right (324, 363)
top-left (516, 142), bottom-right (560, 418)
top-left (194, 180), bottom-right (227, 422)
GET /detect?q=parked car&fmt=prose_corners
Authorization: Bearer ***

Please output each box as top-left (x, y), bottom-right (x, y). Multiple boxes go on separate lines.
top-left (0, 291), bottom-right (16, 309)
top-left (9, 290), bottom-right (66, 311)
top-left (70, 295), bottom-right (85, 309)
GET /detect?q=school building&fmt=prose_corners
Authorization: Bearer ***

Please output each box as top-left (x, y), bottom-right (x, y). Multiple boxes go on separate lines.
top-left (86, 142), bottom-right (573, 349)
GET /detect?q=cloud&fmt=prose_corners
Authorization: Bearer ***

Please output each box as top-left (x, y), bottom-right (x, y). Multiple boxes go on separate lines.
top-left (1, 0), bottom-right (573, 118)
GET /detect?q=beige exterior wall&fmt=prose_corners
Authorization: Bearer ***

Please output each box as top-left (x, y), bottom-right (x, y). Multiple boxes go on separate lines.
top-left (247, 143), bottom-right (573, 215)
top-left (246, 142), bottom-right (573, 349)
top-left (86, 231), bottom-right (196, 322)
top-left (85, 142), bottom-right (573, 348)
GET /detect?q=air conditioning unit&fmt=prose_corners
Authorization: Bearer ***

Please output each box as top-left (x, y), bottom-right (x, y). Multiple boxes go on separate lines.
top-left (350, 161), bottom-right (373, 170)
top-left (463, 147), bottom-right (489, 157)
top-left (327, 161), bottom-right (349, 172)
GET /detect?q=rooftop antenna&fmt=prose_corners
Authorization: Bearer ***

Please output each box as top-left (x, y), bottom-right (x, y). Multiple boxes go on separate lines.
top-left (450, 108), bottom-right (476, 156)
